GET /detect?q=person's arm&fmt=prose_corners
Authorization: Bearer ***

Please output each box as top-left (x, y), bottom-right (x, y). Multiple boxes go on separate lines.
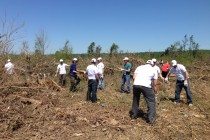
top-left (55, 66), bottom-right (59, 76)
top-left (153, 79), bottom-right (158, 94)
top-left (133, 73), bottom-right (137, 79)
top-left (95, 73), bottom-right (99, 81)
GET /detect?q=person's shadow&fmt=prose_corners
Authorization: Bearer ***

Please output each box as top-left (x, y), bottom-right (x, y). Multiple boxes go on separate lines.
top-left (129, 109), bottom-right (148, 121)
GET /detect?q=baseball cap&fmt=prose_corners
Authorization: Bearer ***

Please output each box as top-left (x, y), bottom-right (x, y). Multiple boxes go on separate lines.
top-left (73, 58), bottom-right (78, 61)
top-left (171, 60), bottom-right (177, 66)
top-left (59, 59), bottom-right (63, 62)
top-left (123, 57), bottom-right (129, 61)
top-left (146, 60), bottom-right (154, 65)
top-left (91, 58), bottom-right (97, 63)
top-left (97, 57), bottom-right (102, 61)
top-left (7, 59), bottom-right (11, 62)
top-left (152, 58), bottom-right (157, 63)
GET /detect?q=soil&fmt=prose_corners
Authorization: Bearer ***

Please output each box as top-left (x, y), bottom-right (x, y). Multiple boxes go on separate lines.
top-left (0, 57), bottom-right (210, 140)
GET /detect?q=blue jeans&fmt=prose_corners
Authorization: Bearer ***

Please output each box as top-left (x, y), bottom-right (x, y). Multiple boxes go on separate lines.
top-left (98, 74), bottom-right (104, 90)
top-left (132, 85), bottom-right (156, 123)
top-left (121, 75), bottom-right (130, 93)
top-left (87, 79), bottom-right (98, 103)
top-left (175, 79), bottom-right (193, 104)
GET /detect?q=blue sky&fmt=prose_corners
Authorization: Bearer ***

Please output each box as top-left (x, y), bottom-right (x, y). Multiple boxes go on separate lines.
top-left (1, 0), bottom-right (210, 54)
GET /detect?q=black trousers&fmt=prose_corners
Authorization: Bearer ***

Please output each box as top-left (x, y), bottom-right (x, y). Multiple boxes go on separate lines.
top-left (132, 85), bottom-right (156, 123)
top-left (87, 79), bottom-right (98, 102)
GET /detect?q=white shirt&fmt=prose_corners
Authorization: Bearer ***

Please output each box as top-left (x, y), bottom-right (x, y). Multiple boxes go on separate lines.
top-left (169, 64), bottom-right (186, 81)
top-left (153, 65), bottom-right (161, 76)
top-left (97, 62), bottom-right (104, 74)
top-left (5, 62), bottom-right (14, 74)
top-left (57, 63), bottom-right (68, 74)
top-left (133, 64), bottom-right (158, 88)
top-left (86, 64), bottom-right (98, 80)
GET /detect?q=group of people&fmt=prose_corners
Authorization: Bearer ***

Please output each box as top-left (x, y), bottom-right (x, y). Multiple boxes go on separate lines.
top-left (55, 57), bottom-right (105, 103)
top-left (3, 57), bottom-right (193, 125)
top-left (131, 58), bottom-right (193, 124)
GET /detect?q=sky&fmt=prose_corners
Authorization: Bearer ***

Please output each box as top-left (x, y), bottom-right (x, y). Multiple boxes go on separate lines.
top-left (0, 0), bottom-right (210, 54)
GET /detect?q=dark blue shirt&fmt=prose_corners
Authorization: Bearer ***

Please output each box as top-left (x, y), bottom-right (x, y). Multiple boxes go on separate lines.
top-left (69, 63), bottom-right (77, 77)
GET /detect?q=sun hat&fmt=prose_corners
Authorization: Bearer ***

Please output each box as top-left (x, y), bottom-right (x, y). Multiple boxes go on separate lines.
top-left (60, 59), bottom-right (63, 62)
top-left (7, 59), bottom-right (11, 62)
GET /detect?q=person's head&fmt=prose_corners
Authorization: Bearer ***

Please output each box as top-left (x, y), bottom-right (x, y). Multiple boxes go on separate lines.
top-left (152, 58), bottom-right (157, 65)
top-left (72, 58), bottom-right (78, 63)
top-left (97, 57), bottom-right (102, 62)
top-left (91, 58), bottom-right (97, 64)
top-left (123, 57), bottom-right (129, 63)
top-left (59, 59), bottom-right (63, 64)
top-left (146, 60), bottom-right (154, 66)
top-left (171, 60), bottom-right (177, 68)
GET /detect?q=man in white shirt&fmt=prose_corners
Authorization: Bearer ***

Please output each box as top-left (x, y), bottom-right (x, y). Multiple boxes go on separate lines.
top-left (55, 59), bottom-right (70, 86)
top-left (5, 59), bottom-right (15, 75)
top-left (86, 58), bottom-right (99, 103)
top-left (97, 57), bottom-right (105, 91)
top-left (131, 60), bottom-right (158, 124)
top-left (165, 60), bottom-right (193, 106)
top-left (152, 58), bottom-right (164, 80)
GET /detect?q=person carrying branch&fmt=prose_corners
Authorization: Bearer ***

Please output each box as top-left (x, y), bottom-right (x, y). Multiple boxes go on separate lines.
top-left (165, 60), bottom-right (193, 106)
top-left (131, 60), bottom-right (158, 124)
top-left (119, 57), bottom-right (132, 94)
top-left (69, 58), bottom-right (84, 92)
top-left (55, 59), bottom-right (69, 87)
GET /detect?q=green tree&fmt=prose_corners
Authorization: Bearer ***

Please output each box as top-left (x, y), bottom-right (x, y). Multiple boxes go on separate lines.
top-left (87, 42), bottom-right (95, 55)
top-left (55, 40), bottom-right (73, 60)
top-left (95, 45), bottom-right (102, 57)
top-left (109, 43), bottom-right (119, 57)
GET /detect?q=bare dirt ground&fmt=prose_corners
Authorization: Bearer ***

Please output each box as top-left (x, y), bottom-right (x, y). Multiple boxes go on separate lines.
top-left (0, 57), bottom-right (210, 140)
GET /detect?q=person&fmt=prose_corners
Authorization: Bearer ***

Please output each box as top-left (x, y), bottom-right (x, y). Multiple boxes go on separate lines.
top-left (161, 61), bottom-right (170, 78)
top-left (86, 58), bottom-right (99, 103)
top-left (69, 58), bottom-right (81, 92)
top-left (4, 59), bottom-right (15, 74)
top-left (131, 60), bottom-right (158, 124)
top-left (152, 58), bottom-right (164, 80)
top-left (159, 59), bottom-right (163, 66)
top-left (55, 59), bottom-right (69, 87)
top-left (165, 60), bottom-right (193, 106)
top-left (97, 57), bottom-right (105, 91)
top-left (120, 57), bottom-right (132, 94)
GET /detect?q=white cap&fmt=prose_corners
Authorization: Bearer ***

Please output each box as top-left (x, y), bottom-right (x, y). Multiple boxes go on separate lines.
top-left (146, 60), bottom-right (154, 65)
top-left (91, 58), bottom-right (96, 63)
top-left (73, 58), bottom-right (78, 61)
top-left (7, 59), bottom-right (11, 62)
top-left (97, 57), bottom-right (102, 61)
top-left (171, 60), bottom-right (177, 66)
top-left (60, 59), bottom-right (63, 62)
top-left (152, 58), bottom-right (157, 63)
top-left (123, 57), bottom-right (129, 61)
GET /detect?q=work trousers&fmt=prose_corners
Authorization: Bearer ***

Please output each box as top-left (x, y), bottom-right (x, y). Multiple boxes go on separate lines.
top-left (175, 79), bottom-right (193, 104)
top-left (132, 85), bottom-right (156, 123)
top-left (70, 76), bottom-right (81, 92)
top-left (87, 79), bottom-right (98, 103)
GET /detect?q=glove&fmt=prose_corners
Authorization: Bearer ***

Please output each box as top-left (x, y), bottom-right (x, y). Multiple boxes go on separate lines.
top-left (100, 75), bottom-right (103, 79)
top-left (164, 77), bottom-right (168, 82)
top-left (184, 80), bottom-right (188, 86)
